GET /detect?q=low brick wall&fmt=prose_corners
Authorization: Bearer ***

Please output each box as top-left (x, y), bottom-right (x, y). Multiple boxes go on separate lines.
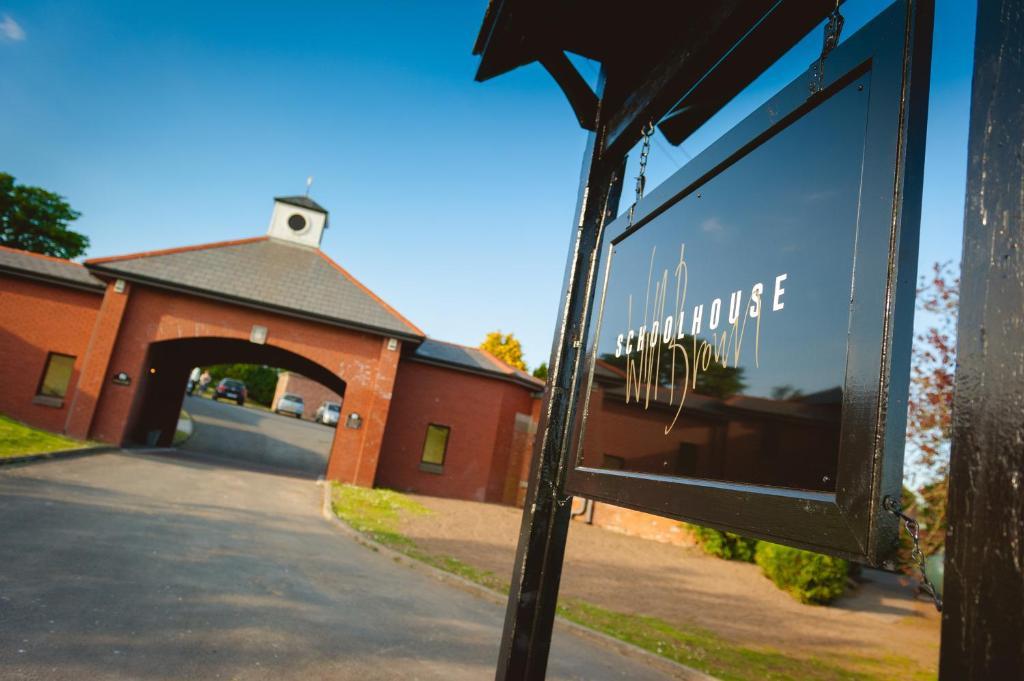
top-left (571, 499), bottom-right (697, 547)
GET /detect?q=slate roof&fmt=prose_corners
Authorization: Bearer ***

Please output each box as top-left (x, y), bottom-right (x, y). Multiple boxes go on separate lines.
top-left (86, 237), bottom-right (423, 339)
top-left (276, 195), bottom-right (328, 214)
top-left (0, 245), bottom-right (105, 292)
top-left (412, 338), bottom-right (544, 390)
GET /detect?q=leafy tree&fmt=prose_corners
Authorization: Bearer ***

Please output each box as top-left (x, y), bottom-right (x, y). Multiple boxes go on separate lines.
top-left (480, 331), bottom-right (527, 371)
top-left (905, 261), bottom-right (958, 557)
top-left (599, 335), bottom-right (747, 399)
top-left (770, 385), bottom-right (804, 401)
top-left (532, 362), bottom-right (548, 380)
top-left (205, 364), bottom-right (280, 406)
top-left (0, 172), bottom-right (88, 258)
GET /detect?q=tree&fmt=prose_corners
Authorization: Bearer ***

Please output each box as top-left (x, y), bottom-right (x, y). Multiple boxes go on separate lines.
top-left (206, 364), bottom-right (280, 406)
top-left (532, 362), bottom-right (548, 380)
top-left (0, 172), bottom-right (88, 258)
top-left (599, 335), bottom-right (747, 399)
top-left (904, 261), bottom-right (958, 556)
top-left (480, 331), bottom-right (527, 371)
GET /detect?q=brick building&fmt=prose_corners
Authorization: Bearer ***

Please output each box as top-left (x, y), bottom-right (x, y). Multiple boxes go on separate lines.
top-left (0, 194), bottom-right (542, 497)
top-left (1, 193), bottom-right (689, 540)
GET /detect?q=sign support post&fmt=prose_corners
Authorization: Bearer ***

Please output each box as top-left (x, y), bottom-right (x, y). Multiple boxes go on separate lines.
top-left (495, 73), bottom-right (625, 681)
top-left (940, 0), bottom-right (1024, 676)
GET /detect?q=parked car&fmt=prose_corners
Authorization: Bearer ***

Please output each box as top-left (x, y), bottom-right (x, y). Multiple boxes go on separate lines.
top-left (275, 393), bottom-right (305, 419)
top-left (212, 378), bottom-right (247, 406)
top-left (315, 401), bottom-right (341, 426)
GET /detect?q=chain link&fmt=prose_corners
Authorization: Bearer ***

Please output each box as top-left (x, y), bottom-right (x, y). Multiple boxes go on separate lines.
top-left (810, 2), bottom-right (845, 94)
top-left (883, 496), bottom-right (943, 612)
top-left (627, 121), bottom-right (655, 227)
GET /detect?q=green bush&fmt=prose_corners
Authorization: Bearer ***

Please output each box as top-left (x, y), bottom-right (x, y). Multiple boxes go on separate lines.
top-left (754, 542), bottom-right (849, 605)
top-left (690, 525), bottom-right (758, 562)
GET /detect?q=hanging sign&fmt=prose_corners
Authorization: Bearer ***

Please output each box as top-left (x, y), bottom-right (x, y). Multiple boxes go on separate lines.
top-left (565, 0), bottom-right (932, 565)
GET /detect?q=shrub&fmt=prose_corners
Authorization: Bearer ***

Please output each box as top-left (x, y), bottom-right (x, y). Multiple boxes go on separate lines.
top-left (690, 525), bottom-right (758, 562)
top-left (755, 542), bottom-right (849, 605)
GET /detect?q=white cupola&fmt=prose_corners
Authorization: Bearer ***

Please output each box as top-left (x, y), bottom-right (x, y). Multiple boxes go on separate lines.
top-left (267, 195), bottom-right (328, 248)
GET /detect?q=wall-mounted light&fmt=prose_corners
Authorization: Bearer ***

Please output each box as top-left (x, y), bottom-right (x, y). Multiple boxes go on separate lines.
top-left (387, 338), bottom-right (398, 351)
top-left (345, 412), bottom-right (363, 429)
top-left (113, 278), bottom-right (126, 293)
top-left (250, 325), bottom-right (268, 345)
top-left (149, 367), bottom-right (157, 374)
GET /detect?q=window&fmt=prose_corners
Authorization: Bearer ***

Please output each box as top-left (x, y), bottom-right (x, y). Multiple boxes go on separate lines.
top-left (36, 353), bottom-right (75, 405)
top-left (420, 424), bottom-right (450, 472)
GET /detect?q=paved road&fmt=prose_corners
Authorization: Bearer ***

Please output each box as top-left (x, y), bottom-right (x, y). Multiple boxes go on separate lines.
top-left (182, 396), bottom-right (333, 477)
top-left (0, 452), bottom-right (682, 680)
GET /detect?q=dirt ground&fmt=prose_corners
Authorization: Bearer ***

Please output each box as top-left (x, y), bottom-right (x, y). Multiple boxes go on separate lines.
top-left (398, 495), bottom-right (941, 675)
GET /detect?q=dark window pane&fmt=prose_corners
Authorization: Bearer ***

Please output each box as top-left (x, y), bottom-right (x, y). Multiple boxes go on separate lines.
top-left (422, 424), bottom-right (450, 465)
top-left (38, 353), bottom-right (75, 399)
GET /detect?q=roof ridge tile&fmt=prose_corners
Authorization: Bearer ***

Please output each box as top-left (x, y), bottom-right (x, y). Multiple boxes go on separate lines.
top-left (86, 236), bottom-right (269, 265)
top-left (0, 244), bottom-right (88, 267)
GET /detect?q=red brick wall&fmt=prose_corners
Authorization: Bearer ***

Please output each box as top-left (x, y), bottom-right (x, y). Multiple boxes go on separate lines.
top-left (375, 361), bottom-right (537, 503)
top-left (571, 499), bottom-right (697, 547)
top-left (85, 284), bottom-right (400, 484)
top-left (65, 279), bottom-right (132, 439)
top-left (507, 396), bottom-right (543, 506)
top-left (272, 372), bottom-right (343, 419)
top-left (0, 274), bottom-right (102, 433)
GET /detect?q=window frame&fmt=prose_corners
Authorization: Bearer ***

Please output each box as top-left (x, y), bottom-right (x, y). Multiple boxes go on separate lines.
top-left (419, 423), bottom-right (451, 473)
top-left (34, 352), bottom-right (76, 407)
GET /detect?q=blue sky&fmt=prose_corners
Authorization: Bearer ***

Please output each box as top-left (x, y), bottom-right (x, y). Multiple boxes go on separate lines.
top-left (0, 0), bottom-right (975, 369)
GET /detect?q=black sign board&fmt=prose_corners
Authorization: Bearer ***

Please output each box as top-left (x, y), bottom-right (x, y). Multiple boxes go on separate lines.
top-left (566, 1), bottom-right (931, 565)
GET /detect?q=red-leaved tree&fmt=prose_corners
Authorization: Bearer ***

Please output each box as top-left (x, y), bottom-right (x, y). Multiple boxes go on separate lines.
top-left (905, 261), bottom-right (959, 555)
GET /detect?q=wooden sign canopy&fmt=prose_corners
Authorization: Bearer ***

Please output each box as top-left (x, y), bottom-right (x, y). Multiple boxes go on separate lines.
top-left (565, 0), bottom-right (932, 565)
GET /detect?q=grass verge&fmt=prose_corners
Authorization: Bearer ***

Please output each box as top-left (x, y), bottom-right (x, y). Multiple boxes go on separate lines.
top-left (0, 414), bottom-right (91, 459)
top-left (331, 484), bottom-right (935, 681)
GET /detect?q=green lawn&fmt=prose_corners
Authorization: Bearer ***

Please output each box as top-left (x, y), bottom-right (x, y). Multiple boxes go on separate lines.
top-left (331, 484), bottom-right (935, 681)
top-left (0, 414), bottom-right (92, 459)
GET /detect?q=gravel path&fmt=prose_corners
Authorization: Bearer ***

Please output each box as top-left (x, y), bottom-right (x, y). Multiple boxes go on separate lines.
top-left (398, 495), bottom-right (941, 675)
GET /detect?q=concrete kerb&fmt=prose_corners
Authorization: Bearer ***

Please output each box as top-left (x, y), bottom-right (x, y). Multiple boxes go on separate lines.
top-left (317, 481), bottom-right (716, 681)
top-left (174, 408), bottom-right (195, 446)
top-left (0, 445), bottom-right (118, 468)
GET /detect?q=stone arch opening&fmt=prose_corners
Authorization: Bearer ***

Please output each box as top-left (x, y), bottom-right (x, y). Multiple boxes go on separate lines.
top-left (129, 336), bottom-right (347, 477)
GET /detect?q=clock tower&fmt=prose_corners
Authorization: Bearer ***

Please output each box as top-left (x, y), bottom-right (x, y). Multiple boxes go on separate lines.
top-left (267, 195), bottom-right (328, 248)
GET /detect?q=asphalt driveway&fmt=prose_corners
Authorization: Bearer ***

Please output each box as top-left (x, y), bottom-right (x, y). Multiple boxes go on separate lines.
top-left (182, 395), bottom-right (333, 477)
top-left (0, 451), bottom-right (681, 680)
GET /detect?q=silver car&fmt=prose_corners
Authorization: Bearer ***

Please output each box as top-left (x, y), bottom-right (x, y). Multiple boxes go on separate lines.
top-left (315, 401), bottom-right (341, 426)
top-left (275, 393), bottom-right (304, 419)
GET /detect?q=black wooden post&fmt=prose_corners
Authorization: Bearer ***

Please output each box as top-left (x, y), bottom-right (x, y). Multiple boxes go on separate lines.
top-left (495, 72), bottom-right (625, 681)
top-left (940, 0), bottom-right (1024, 677)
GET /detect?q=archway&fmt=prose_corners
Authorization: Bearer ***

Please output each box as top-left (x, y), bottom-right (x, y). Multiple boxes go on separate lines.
top-left (129, 337), bottom-right (347, 476)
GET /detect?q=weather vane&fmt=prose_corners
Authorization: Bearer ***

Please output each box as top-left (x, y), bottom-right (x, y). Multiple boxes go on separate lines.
top-left (305, 176), bottom-right (314, 196)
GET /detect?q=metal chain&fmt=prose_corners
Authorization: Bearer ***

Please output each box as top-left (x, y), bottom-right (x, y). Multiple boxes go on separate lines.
top-left (810, 2), bottom-right (845, 94)
top-left (627, 121), bottom-right (655, 227)
top-left (883, 496), bottom-right (943, 612)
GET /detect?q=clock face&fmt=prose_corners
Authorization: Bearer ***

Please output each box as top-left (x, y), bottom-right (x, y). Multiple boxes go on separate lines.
top-left (287, 213), bottom-right (307, 232)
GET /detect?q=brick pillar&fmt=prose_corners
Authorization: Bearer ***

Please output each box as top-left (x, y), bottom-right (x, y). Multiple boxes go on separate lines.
top-left (325, 337), bottom-right (400, 486)
top-left (65, 279), bottom-right (130, 440)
